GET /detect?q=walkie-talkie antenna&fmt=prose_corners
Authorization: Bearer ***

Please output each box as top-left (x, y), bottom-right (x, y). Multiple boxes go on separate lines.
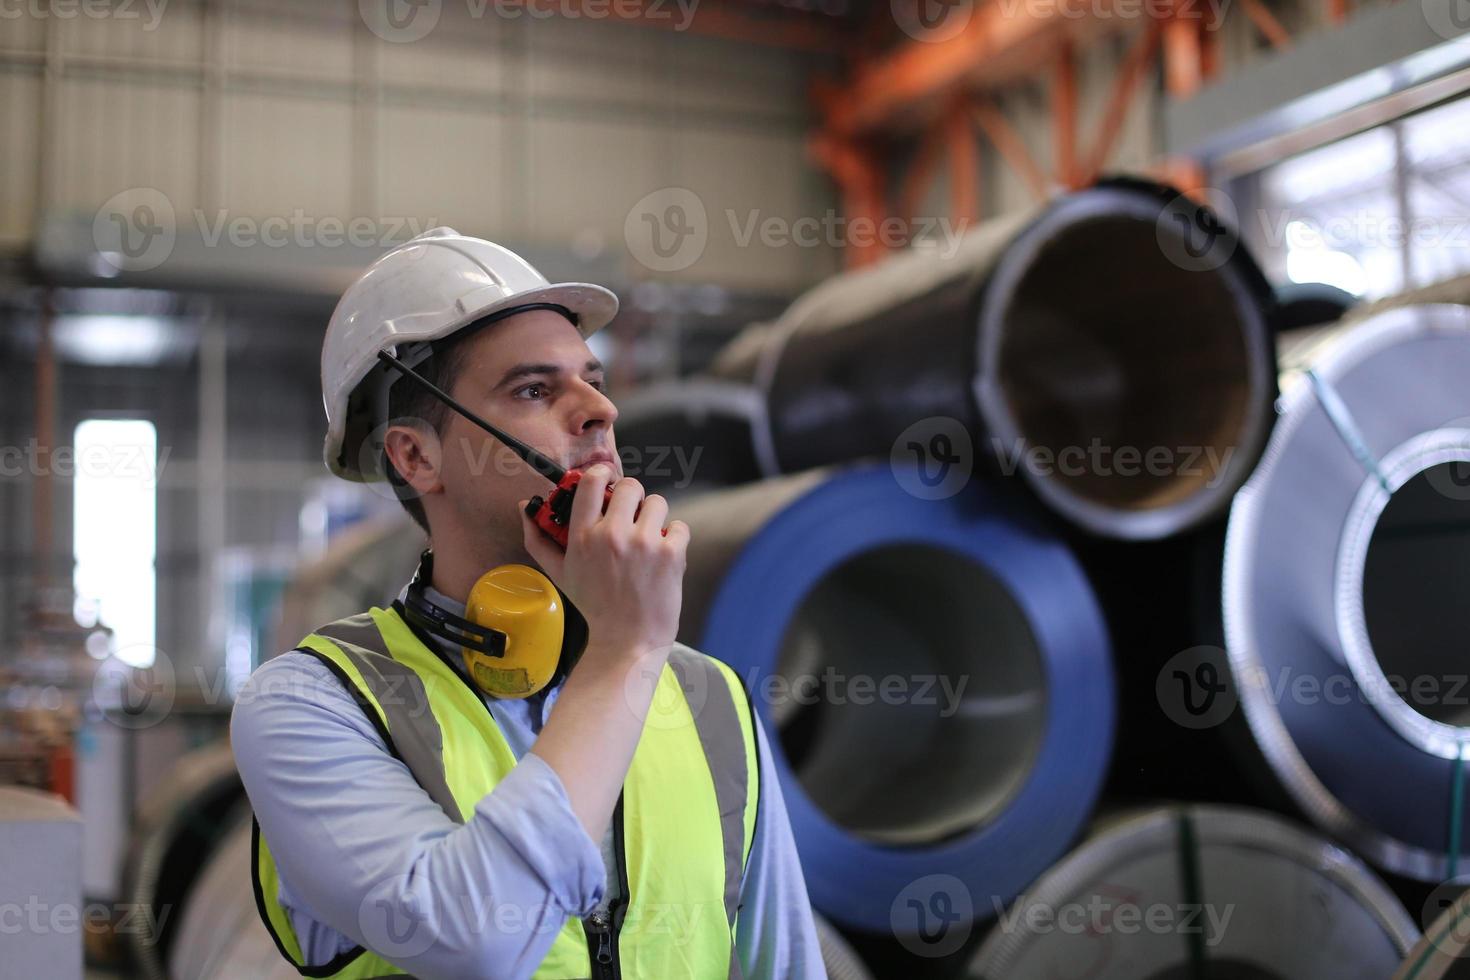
top-left (376, 349), bottom-right (567, 484)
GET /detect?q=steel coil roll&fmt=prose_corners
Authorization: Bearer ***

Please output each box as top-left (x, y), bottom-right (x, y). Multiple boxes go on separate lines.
top-left (119, 741), bottom-right (245, 980)
top-left (272, 513), bottom-right (425, 656)
top-left (710, 178), bottom-right (1276, 540)
top-left (672, 464), bottom-right (1115, 933)
top-left (1223, 304), bottom-right (1470, 881)
top-left (1396, 885), bottom-right (1470, 979)
top-left (970, 805), bottom-right (1418, 979)
top-left (165, 814), bottom-right (300, 980)
top-left (610, 378), bottom-right (774, 495)
top-left (1272, 281), bottom-right (1358, 332)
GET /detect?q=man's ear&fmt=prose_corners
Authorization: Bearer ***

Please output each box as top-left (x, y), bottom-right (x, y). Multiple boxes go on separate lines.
top-left (383, 422), bottom-right (444, 498)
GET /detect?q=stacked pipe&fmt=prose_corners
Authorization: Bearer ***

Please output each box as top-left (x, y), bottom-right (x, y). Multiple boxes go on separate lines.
top-left (628, 177), bottom-right (1278, 539)
top-left (969, 805), bottom-right (1418, 979)
top-left (1222, 303), bottom-right (1470, 882)
top-left (117, 742), bottom-right (245, 980)
top-left (167, 815), bottom-right (298, 980)
top-left (615, 178), bottom-right (1296, 973)
top-left (673, 465), bottom-right (1115, 936)
top-left (622, 181), bottom-right (1470, 970)
top-left (1397, 886), bottom-right (1470, 979)
top-left (609, 379), bottom-right (772, 495)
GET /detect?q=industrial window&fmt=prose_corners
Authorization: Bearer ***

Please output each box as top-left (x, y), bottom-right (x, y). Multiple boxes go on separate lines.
top-left (1243, 94), bottom-right (1470, 300)
top-left (72, 418), bottom-right (158, 668)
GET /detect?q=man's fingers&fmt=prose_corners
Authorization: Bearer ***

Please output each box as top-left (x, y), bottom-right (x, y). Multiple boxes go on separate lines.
top-left (634, 493), bottom-right (669, 536)
top-left (662, 519), bottom-right (691, 552)
top-left (603, 476), bottom-right (645, 527)
top-left (569, 463), bottom-right (615, 531)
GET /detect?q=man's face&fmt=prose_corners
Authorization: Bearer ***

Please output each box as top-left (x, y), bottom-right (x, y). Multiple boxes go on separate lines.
top-left (401, 307), bottom-right (622, 562)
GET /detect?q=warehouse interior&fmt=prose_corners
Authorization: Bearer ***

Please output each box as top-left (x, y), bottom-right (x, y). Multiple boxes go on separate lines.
top-left (4, 0), bottom-right (1470, 976)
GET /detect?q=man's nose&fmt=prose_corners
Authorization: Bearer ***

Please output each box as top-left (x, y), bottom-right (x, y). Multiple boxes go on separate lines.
top-left (569, 379), bottom-right (618, 432)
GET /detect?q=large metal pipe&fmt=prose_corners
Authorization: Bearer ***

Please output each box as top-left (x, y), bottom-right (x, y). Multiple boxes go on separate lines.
top-left (710, 179), bottom-right (1277, 540)
top-left (271, 512), bottom-right (425, 657)
top-left (1395, 886), bottom-right (1470, 979)
top-left (119, 741), bottom-right (244, 980)
top-left (1223, 304), bottom-right (1470, 881)
top-left (166, 815), bottom-right (297, 980)
top-left (672, 463), bottom-right (1114, 932)
top-left (970, 805), bottom-right (1419, 979)
top-left (610, 378), bottom-right (773, 495)
top-left (1272, 281), bottom-right (1358, 332)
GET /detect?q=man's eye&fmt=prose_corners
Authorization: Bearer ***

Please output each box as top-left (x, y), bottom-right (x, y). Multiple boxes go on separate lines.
top-left (587, 379), bottom-right (605, 391)
top-left (515, 383), bottom-right (549, 400)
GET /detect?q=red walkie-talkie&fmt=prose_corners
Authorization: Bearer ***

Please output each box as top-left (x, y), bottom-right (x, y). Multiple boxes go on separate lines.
top-left (377, 350), bottom-right (658, 550)
top-left (523, 468), bottom-right (612, 550)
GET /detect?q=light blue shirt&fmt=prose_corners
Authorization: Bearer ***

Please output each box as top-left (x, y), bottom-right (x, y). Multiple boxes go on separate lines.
top-left (231, 582), bottom-right (825, 980)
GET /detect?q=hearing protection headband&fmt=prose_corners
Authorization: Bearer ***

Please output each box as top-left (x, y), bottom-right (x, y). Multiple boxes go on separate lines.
top-left (400, 550), bottom-right (506, 657)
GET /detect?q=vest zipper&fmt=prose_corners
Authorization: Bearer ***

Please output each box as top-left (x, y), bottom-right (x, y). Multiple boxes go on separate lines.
top-left (582, 794), bottom-right (628, 979)
top-left (583, 909), bottom-right (615, 979)
top-left (611, 794), bottom-right (629, 978)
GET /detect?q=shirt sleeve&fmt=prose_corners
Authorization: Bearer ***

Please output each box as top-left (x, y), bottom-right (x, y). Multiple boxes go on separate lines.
top-left (733, 709), bottom-right (828, 979)
top-left (230, 651), bottom-right (606, 980)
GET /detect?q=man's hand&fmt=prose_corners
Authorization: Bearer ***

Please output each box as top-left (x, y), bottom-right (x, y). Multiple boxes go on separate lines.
top-left (519, 463), bottom-right (690, 657)
top-left (521, 464), bottom-right (693, 842)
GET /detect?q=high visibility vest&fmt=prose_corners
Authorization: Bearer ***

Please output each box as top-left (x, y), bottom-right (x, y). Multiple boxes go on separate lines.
top-left (250, 603), bottom-right (760, 979)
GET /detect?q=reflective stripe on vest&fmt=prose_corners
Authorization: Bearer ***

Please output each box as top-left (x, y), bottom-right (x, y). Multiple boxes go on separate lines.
top-left (251, 604), bottom-right (759, 980)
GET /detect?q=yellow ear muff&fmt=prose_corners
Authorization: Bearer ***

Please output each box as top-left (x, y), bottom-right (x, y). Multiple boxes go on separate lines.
top-left (461, 564), bottom-right (564, 699)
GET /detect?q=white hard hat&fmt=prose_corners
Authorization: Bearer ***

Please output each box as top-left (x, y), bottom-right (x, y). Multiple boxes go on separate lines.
top-left (321, 227), bottom-right (619, 481)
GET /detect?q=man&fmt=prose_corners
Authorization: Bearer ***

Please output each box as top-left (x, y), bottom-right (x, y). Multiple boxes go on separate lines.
top-left (231, 228), bottom-right (824, 979)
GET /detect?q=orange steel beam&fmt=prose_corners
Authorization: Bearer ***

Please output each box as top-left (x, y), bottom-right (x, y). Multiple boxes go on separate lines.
top-left (1200, 13), bottom-right (1221, 79)
top-left (1080, 20), bottom-right (1163, 184)
top-left (1150, 156), bottom-right (1207, 195)
top-left (972, 99), bottom-right (1051, 202)
top-left (946, 95), bottom-right (979, 227)
top-left (1241, 0), bottom-right (1293, 49)
top-left (1163, 0), bottom-right (1205, 97)
top-left (826, 0), bottom-right (1140, 136)
top-left (1326, 0), bottom-right (1349, 24)
top-left (1052, 38), bottom-right (1079, 189)
top-left (898, 117), bottom-right (949, 235)
top-left (809, 133), bottom-right (890, 268)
